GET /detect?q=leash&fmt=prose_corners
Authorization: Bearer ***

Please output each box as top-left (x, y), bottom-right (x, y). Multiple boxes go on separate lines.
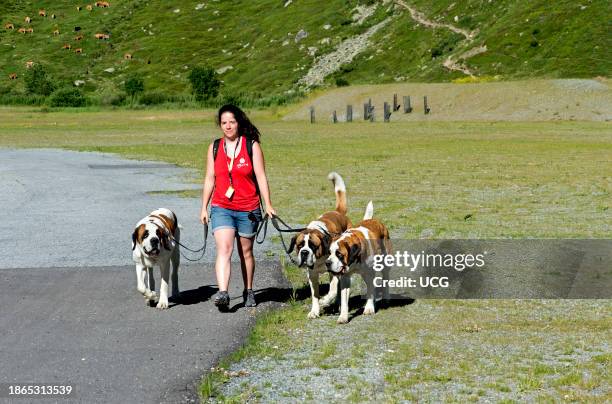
top-left (173, 223), bottom-right (208, 262)
top-left (254, 213), bottom-right (308, 265)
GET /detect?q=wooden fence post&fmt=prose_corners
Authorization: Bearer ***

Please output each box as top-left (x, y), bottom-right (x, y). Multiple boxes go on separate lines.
top-left (310, 106), bottom-right (315, 123)
top-left (384, 102), bottom-right (391, 122)
top-left (332, 110), bottom-right (337, 123)
top-left (403, 96), bottom-right (412, 113)
top-left (346, 105), bottom-right (352, 122)
top-left (393, 94), bottom-right (400, 111)
top-left (424, 96), bottom-right (431, 114)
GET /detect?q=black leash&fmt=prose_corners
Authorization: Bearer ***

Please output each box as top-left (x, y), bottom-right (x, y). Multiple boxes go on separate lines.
top-left (173, 223), bottom-right (208, 262)
top-left (254, 213), bottom-right (307, 265)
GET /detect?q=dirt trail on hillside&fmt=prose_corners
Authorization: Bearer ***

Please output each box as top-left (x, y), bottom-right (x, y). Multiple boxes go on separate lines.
top-left (394, 0), bottom-right (477, 40)
top-left (394, 0), bottom-right (484, 76)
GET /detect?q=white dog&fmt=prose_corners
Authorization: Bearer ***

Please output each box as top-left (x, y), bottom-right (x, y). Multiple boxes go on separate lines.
top-left (131, 208), bottom-right (180, 309)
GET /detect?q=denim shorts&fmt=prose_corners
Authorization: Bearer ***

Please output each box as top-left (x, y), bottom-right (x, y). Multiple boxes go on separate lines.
top-left (210, 206), bottom-right (262, 238)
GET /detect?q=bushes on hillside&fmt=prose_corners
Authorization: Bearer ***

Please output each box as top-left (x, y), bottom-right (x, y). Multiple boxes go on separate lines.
top-left (124, 75), bottom-right (144, 98)
top-left (188, 66), bottom-right (220, 101)
top-left (49, 87), bottom-right (86, 107)
top-left (25, 64), bottom-right (56, 96)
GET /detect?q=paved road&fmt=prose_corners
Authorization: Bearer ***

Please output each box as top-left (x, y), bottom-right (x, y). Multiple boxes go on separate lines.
top-left (0, 149), bottom-right (290, 403)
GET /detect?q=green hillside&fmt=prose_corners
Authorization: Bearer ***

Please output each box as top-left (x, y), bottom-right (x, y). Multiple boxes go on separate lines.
top-left (0, 0), bottom-right (609, 104)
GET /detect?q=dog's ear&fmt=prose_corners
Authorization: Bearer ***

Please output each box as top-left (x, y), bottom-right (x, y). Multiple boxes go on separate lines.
top-left (348, 243), bottom-right (362, 266)
top-left (161, 231), bottom-right (172, 251)
top-left (132, 228), bottom-right (138, 251)
top-left (287, 234), bottom-right (298, 254)
top-left (320, 235), bottom-right (331, 256)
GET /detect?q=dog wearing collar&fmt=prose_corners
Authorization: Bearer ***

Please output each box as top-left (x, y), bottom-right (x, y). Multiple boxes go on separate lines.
top-left (288, 172), bottom-right (352, 319)
top-left (326, 201), bottom-right (391, 323)
top-left (131, 208), bottom-right (180, 309)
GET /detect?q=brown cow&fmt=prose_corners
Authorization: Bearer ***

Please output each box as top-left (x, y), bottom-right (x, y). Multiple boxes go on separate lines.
top-left (62, 43), bottom-right (72, 50)
top-left (94, 33), bottom-right (109, 40)
top-left (25, 16), bottom-right (31, 23)
top-left (76, 6), bottom-right (82, 11)
top-left (4, 23), bottom-right (14, 30)
top-left (51, 14), bottom-right (56, 19)
top-left (38, 9), bottom-right (46, 17)
top-left (18, 27), bottom-right (27, 34)
top-left (95, 1), bottom-right (110, 7)
top-left (74, 35), bottom-right (83, 41)
top-left (27, 27), bottom-right (33, 33)
top-left (124, 53), bottom-right (132, 60)
top-left (9, 73), bottom-right (17, 80)
top-left (53, 29), bottom-right (60, 35)
top-left (86, 5), bottom-right (93, 11)
top-left (26, 61), bottom-right (34, 69)
top-left (75, 48), bottom-right (83, 54)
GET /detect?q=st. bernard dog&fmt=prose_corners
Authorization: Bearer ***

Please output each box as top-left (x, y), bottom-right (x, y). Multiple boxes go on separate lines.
top-left (287, 172), bottom-right (352, 319)
top-left (326, 201), bottom-right (391, 324)
top-left (131, 208), bottom-right (180, 309)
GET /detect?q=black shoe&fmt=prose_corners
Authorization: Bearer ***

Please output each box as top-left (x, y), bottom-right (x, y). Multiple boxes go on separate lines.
top-left (214, 291), bottom-right (230, 310)
top-left (243, 289), bottom-right (256, 307)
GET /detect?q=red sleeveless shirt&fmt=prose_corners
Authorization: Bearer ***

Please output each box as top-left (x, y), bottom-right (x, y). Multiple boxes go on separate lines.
top-left (211, 136), bottom-right (260, 211)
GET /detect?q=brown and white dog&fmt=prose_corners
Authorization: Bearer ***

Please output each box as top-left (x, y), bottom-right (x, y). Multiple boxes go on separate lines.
top-left (288, 172), bottom-right (352, 319)
top-left (326, 201), bottom-right (391, 323)
top-left (131, 208), bottom-right (180, 309)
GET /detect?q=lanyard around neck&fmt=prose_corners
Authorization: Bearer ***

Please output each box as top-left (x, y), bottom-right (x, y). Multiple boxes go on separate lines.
top-left (223, 136), bottom-right (241, 184)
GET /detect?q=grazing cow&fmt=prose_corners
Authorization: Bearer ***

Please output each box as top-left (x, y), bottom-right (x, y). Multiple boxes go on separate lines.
top-left (74, 35), bottom-right (83, 41)
top-left (86, 5), bottom-right (93, 11)
top-left (62, 43), bottom-right (72, 50)
top-left (25, 61), bottom-right (34, 69)
top-left (74, 26), bottom-right (81, 32)
top-left (4, 23), bottom-right (14, 30)
top-left (9, 73), bottom-right (17, 80)
top-left (76, 6), bottom-right (82, 11)
top-left (95, 1), bottom-right (110, 7)
top-left (53, 29), bottom-right (60, 35)
top-left (75, 48), bottom-right (83, 54)
top-left (124, 53), bottom-right (132, 60)
top-left (94, 33), bottom-right (110, 40)
top-left (39, 9), bottom-right (46, 17)
top-left (51, 14), bottom-right (56, 19)
top-left (25, 16), bottom-right (31, 23)
top-left (18, 27), bottom-right (27, 34)
top-left (27, 27), bottom-right (34, 33)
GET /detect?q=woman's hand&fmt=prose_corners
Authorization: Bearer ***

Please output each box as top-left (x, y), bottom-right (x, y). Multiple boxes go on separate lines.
top-left (265, 205), bottom-right (276, 218)
top-left (200, 208), bottom-right (209, 225)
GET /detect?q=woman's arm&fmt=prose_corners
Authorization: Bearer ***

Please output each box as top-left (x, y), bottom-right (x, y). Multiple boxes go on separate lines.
top-left (252, 142), bottom-right (276, 216)
top-left (200, 143), bottom-right (216, 224)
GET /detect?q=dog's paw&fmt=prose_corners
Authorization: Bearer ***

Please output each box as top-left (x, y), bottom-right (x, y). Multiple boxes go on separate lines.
top-left (156, 299), bottom-right (169, 309)
top-left (363, 305), bottom-right (375, 315)
top-left (337, 315), bottom-right (349, 324)
top-left (144, 290), bottom-right (158, 300)
top-left (307, 310), bottom-right (320, 319)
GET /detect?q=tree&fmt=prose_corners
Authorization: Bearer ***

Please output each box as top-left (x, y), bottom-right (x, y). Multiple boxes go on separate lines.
top-left (188, 66), bottom-right (220, 101)
top-left (25, 64), bottom-right (55, 96)
top-left (124, 75), bottom-right (144, 98)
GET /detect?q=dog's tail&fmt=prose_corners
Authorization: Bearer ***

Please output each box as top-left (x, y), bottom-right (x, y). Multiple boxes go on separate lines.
top-left (328, 172), bottom-right (347, 215)
top-left (363, 201), bottom-right (374, 220)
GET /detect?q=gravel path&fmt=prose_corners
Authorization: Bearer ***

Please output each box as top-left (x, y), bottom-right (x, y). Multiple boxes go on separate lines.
top-left (0, 148), bottom-right (277, 269)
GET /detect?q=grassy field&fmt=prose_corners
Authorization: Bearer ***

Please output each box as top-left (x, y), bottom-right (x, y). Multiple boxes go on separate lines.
top-left (1, 106), bottom-right (610, 401)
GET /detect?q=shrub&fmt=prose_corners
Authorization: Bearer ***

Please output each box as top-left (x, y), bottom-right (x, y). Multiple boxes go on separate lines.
top-left (335, 77), bottom-right (349, 87)
top-left (49, 87), bottom-right (86, 107)
top-left (139, 91), bottom-right (169, 105)
top-left (188, 66), bottom-right (220, 101)
top-left (24, 64), bottom-right (55, 96)
top-left (124, 75), bottom-right (144, 97)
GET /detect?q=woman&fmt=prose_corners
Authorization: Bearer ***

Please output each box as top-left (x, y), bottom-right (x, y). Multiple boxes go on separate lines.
top-left (200, 104), bottom-right (276, 310)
